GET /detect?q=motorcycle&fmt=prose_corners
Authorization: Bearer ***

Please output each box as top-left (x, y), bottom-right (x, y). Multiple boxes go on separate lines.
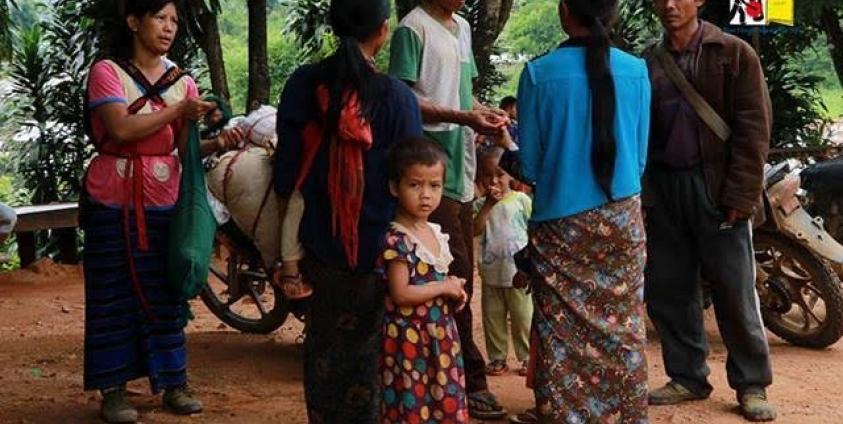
top-left (753, 160), bottom-right (843, 348)
top-left (196, 109), bottom-right (307, 335)
top-left (200, 221), bottom-right (306, 334)
top-left (800, 157), bottom-right (843, 251)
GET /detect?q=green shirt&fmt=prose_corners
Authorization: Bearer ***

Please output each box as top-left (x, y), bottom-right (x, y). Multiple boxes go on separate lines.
top-left (389, 7), bottom-right (479, 200)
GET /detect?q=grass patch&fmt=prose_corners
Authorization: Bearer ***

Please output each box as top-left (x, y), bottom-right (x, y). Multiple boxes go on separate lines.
top-left (821, 87), bottom-right (843, 119)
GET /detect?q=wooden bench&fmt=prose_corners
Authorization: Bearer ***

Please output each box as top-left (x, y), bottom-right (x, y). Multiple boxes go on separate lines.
top-left (13, 203), bottom-right (79, 267)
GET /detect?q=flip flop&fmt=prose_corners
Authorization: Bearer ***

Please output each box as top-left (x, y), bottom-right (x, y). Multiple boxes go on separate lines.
top-left (485, 360), bottom-right (509, 376)
top-left (468, 390), bottom-right (507, 420)
top-left (509, 407), bottom-right (538, 424)
top-left (279, 274), bottom-right (313, 300)
top-left (517, 360), bottom-right (529, 377)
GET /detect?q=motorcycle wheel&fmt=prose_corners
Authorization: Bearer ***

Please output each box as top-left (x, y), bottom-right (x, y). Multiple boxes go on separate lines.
top-left (754, 230), bottom-right (843, 349)
top-left (200, 238), bottom-right (290, 334)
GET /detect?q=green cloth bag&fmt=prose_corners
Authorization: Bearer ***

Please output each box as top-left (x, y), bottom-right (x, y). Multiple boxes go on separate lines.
top-left (167, 121), bottom-right (217, 325)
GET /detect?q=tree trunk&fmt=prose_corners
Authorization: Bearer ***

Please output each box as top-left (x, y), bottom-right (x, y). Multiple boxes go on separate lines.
top-left (821, 6), bottom-right (843, 89)
top-left (471, 0), bottom-right (515, 101)
top-left (247, 0), bottom-right (270, 113)
top-left (191, 1), bottom-right (230, 101)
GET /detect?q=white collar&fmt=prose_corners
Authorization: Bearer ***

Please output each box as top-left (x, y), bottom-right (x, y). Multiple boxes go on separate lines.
top-left (391, 221), bottom-right (453, 274)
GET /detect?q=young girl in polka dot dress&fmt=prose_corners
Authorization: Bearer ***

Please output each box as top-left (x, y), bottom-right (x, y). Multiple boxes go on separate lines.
top-left (377, 137), bottom-right (470, 424)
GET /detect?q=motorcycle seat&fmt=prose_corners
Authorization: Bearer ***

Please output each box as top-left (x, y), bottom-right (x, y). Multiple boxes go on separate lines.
top-left (802, 158), bottom-right (843, 197)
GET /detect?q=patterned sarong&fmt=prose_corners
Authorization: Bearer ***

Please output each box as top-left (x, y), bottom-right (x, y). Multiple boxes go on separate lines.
top-left (300, 256), bottom-right (386, 424)
top-left (530, 196), bottom-right (648, 423)
top-left (82, 203), bottom-right (187, 393)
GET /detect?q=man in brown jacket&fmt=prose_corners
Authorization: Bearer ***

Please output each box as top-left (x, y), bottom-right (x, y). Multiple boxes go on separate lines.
top-left (644, 0), bottom-right (775, 422)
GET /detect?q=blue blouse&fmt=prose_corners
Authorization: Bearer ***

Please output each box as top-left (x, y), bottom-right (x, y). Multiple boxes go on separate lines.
top-left (274, 64), bottom-right (423, 273)
top-left (517, 46), bottom-right (651, 222)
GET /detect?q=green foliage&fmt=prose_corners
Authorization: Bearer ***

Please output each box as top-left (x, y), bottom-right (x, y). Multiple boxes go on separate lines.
top-left (2, 0), bottom-right (96, 260)
top-left (757, 29), bottom-right (831, 147)
top-left (0, 175), bottom-right (21, 269)
top-left (281, 0), bottom-right (330, 58)
top-left (0, 0), bottom-right (16, 60)
top-left (821, 87), bottom-right (843, 118)
top-left (219, 0), bottom-right (309, 112)
top-left (6, 1), bottom-right (96, 204)
top-left (499, 0), bottom-right (560, 58)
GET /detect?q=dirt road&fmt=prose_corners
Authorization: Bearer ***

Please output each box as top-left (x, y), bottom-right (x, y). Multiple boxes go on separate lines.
top-left (0, 260), bottom-right (841, 423)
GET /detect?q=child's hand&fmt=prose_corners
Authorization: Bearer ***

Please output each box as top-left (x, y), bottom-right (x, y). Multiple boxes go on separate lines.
top-left (486, 185), bottom-right (504, 203)
top-left (454, 287), bottom-right (468, 312)
top-left (512, 271), bottom-right (530, 289)
top-left (442, 276), bottom-right (466, 298)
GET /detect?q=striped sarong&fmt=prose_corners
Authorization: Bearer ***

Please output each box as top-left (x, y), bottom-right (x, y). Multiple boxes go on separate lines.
top-left (82, 203), bottom-right (187, 393)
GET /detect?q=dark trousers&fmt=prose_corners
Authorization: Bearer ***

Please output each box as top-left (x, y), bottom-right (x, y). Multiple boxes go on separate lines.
top-left (430, 197), bottom-right (489, 394)
top-left (644, 167), bottom-right (773, 396)
top-left (301, 257), bottom-right (385, 424)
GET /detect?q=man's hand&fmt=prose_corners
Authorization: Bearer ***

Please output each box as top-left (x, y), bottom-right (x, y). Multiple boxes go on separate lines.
top-left (725, 208), bottom-right (752, 226)
top-left (465, 109), bottom-right (508, 135)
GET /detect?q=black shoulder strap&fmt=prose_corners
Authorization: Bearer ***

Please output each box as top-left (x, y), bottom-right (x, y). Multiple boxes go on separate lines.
top-left (653, 44), bottom-right (732, 142)
top-left (84, 59), bottom-right (190, 147)
top-left (112, 58), bottom-right (189, 114)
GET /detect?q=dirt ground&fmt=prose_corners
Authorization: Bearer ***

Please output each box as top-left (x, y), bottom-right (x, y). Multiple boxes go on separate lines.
top-left (0, 260), bottom-right (841, 424)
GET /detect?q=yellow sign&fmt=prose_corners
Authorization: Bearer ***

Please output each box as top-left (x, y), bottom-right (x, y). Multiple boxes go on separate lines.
top-left (767, 0), bottom-right (795, 26)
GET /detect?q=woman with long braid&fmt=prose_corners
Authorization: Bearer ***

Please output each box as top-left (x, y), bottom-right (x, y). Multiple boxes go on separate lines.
top-left (516, 0), bottom-right (651, 421)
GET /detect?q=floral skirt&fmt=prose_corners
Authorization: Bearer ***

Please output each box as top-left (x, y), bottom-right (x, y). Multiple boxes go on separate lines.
top-left (530, 196), bottom-right (648, 424)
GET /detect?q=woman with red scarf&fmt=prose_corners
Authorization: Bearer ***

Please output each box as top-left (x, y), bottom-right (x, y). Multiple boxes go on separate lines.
top-left (273, 0), bottom-right (423, 422)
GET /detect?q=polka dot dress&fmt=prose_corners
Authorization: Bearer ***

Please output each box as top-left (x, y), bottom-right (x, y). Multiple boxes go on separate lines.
top-left (376, 223), bottom-right (468, 424)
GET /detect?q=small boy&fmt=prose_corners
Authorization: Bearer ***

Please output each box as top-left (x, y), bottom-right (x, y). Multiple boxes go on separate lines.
top-left (474, 147), bottom-right (533, 376)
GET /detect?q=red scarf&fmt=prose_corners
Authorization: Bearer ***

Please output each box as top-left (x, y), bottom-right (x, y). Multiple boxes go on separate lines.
top-left (297, 85), bottom-right (373, 268)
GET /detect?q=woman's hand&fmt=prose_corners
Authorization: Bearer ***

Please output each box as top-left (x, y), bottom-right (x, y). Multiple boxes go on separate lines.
top-left (181, 98), bottom-right (217, 121)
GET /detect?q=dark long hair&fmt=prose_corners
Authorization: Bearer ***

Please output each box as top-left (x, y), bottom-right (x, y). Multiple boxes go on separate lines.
top-left (320, 0), bottom-right (391, 142)
top-left (564, 0), bottom-right (618, 200)
top-left (108, 0), bottom-right (177, 59)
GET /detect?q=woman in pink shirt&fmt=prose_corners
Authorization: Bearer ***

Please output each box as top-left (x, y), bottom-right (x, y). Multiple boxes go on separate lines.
top-left (81, 1), bottom-right (216, 422)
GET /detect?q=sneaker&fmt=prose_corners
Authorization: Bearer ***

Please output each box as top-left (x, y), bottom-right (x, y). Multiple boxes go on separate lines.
top-left (163, 386), bottom-right (203, 415)
top-left (648, 381), bottom-right (709, 405)
top-left (100, 386), bottom-right (138, 424)
top-left (739, 389), bottom-right (776, 422)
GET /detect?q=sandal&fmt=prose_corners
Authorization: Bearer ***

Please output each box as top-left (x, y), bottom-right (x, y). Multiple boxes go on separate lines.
top-left (485, 360), bottom-right (509, 376)
top-left (517, 360), bottom-right (528, 377)
top-left (468, 390), bottom-right (507, 420)
top-left (275, 272), bottom-right (313, 300)
top-left (509, 407), bottom-right (538, 424)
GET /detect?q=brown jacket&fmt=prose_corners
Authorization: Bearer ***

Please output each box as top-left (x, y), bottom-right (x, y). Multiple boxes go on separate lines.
top-left (643, 21), bottom-right (772, 214)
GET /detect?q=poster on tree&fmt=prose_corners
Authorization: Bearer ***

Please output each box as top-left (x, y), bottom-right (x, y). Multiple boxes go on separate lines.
top-left (729, 0), bottom-right (795, 26)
